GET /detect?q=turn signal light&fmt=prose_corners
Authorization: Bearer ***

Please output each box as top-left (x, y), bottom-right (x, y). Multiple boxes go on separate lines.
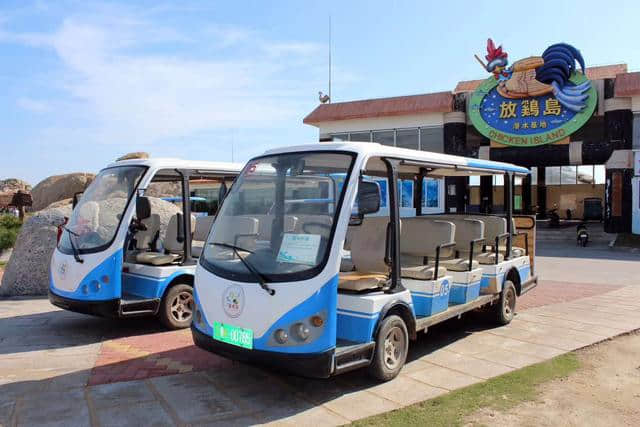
top-left (310, 315), bottom-right (323, 327)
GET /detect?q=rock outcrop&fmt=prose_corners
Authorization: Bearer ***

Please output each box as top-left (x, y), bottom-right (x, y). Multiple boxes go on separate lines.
top-left (0, 178), bottom-right (31, 193)
top-left (31, 173), bottom-right (95, 211)
top-left (116, 152), bottom-right (149, 161)
top-left (0, 205), bottom-right (71, 296)
top-left (0, 197), bottom-right (180, 296)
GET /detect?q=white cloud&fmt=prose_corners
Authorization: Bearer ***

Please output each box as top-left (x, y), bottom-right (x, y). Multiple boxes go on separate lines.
top-left (16, 97), bottom-right (50, 112)
top-left (1, 6), bottom-right (333, 149)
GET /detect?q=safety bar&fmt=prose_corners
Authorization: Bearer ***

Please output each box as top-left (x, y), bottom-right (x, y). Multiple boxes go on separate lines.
top-left (494, 232), bottom-right (510, 264)
top-left (433, 242), bottom-right (456, 279)
top-left (468, 238), bottom-right (485, 272)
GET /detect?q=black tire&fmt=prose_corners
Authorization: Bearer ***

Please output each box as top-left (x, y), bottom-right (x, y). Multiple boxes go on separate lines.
top-left (368, 315), bottom-right (409, 381)
top-left (159, 283), bottom-right (194, 330)
top-left (495, 280), bottom-right (516, 325)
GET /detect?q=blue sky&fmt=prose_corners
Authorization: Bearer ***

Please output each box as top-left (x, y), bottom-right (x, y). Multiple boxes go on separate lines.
top-left (2, 0), bottom-right (640, 184)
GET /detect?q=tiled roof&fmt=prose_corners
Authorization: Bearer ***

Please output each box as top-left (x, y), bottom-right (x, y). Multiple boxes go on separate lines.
top-left (303, 92), bottom-right (453, 124)
top-left (614, 72), bottom-right (640, 97)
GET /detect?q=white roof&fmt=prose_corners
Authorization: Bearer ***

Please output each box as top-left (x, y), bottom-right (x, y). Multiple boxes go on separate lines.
top-left (262, 142), bottom-right (530, 175)
top-left (104, 157), bottom-right (243, 174)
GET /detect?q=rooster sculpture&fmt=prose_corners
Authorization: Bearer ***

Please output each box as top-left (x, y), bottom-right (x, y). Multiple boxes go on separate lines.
top-left (477, 39), bottom-right (591, 112)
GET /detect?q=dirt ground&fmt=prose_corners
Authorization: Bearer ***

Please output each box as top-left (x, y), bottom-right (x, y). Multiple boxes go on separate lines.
top-left (466, 331), bottom-right (640, 427)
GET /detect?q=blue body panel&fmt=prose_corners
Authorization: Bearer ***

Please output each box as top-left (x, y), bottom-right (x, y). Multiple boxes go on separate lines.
top-left (337, 308), bottom-right (379, 343)
top-left (450, 280), bottom-right (481, 304)
top-left (193, 275), bottom-right (339, 354)
top-left (411, 279), bottom-right (450, 317)
top-left (49, 249), bottom-right (123, 301)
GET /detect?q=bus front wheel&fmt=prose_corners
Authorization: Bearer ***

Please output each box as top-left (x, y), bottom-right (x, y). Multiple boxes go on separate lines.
top-left (495, 281), bottom-right (516, 325)
top-left (368, 315), bottom-right (408, 381)
top-left (159, 283), bottom-right (194, 330)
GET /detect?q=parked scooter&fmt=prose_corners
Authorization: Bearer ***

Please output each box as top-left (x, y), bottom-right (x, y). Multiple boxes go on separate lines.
top-left (547, 205), bottom-right (560, 227)
top-left (576, 223), bottom-right (589, 247)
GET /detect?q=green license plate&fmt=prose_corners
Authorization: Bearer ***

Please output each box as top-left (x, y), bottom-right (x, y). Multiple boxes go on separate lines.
top-left (213, 321), bottom-right (253, 349)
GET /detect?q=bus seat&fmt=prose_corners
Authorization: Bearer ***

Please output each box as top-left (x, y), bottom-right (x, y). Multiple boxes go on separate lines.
top-left (294, 214), bottom-right (332, 237)
top-left (135, 214), bottom-right (160, 251)
top-left (476, 252), bottom-right (504, 265)
top-left (399, 218), bottom-right (452, 280)
top-left (438, 258), bottom-right (479, 271)
top-left (339, 217), bottom-right (389, 291)
top-left (136, 214), bottom-right (195, 266)
top-left (191, 216), bottom-right (215, 258)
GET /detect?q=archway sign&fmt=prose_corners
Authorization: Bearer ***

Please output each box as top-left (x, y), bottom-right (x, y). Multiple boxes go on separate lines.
top-left (469, 39), bottom-right (597, 147)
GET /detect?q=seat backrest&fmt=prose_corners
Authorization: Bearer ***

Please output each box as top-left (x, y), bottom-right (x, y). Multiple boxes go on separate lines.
top-left (425, 215), bottom-right (484, 254)
top-left (136, 214), bottom-right (160, 250)
top-left (350, 216), bottom-right (390, 274)
top-left (214, 216), bottom-right (260, 250)
top-left (164, 214), bottom-right (196, 254)
top-left (294, 214), bottom-right (333, 237)
top-left (249, 215), bottom-right (297, 241)
top-left (193, 216), bottom-right (215, 242)
top-left (401, 218), bottom-right (455, 263)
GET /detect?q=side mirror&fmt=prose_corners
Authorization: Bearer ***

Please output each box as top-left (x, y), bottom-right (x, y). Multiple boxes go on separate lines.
top-left (357, 181), bottom-right (381, 216)
top-left (72, 192), bottom-right (83, 209)
top-left (136, 196), bottom-right (151, 220)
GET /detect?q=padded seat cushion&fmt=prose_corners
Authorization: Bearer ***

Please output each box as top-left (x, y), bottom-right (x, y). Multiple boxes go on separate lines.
top-left (135, 252), bottom-right (180, 266)
top-left (401, 265), bottom-right (446, 280)
top-left (437, 258), bottom-right (479, 272)
top-left (477, 251), bottom-right (504, 265)
top-left (498, 246), bottom-right (526, 257)
top-left (338, 272), bottom-right (387, 292)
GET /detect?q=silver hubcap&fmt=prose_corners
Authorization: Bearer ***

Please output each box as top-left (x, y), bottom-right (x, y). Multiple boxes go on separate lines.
top-left (170, 291), bottom-right (193, 322)
top-left (383, 326), bottom-right (405, 370)
top-left (504, 288), bottom-right (515, 317)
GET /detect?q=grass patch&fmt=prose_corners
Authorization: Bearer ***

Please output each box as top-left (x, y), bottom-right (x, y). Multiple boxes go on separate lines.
top-left (354, 353), bottom-right (580, 427)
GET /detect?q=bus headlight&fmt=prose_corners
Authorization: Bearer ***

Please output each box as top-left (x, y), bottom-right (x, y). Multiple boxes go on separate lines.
top-left (274, 329), bottom-right (289, 344)
top-left (292, 323), bottom-right (310, 341)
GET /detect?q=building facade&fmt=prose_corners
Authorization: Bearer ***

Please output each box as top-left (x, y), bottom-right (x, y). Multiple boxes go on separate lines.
top-left (304, 61), bottom-right (640, 234)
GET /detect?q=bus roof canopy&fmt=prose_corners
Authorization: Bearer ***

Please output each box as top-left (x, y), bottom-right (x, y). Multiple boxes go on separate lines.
top-left (262, 142), bottom-right (530, 177)
top-left (105, 158), bottom-right (243, 175)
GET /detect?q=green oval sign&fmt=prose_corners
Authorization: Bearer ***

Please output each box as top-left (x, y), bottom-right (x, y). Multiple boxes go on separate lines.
top-left (468, 72), bottom-right (597, 147)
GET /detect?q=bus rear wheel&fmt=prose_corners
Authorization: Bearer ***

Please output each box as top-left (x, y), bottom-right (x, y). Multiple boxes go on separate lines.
top-left (368, 315), bottom-right (408, 381)
top-left (160, 283), bottom-right (194, 330)
top-left (495, 280), bottom-right (516, 325)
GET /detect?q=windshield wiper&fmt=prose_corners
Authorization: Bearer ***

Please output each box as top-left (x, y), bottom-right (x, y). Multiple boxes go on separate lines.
top-left (210, 242), bottom-right (275, 296)
top-left (62, 225), bottom-right (84, 264)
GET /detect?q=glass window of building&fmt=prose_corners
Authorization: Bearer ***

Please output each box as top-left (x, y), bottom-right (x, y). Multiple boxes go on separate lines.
top-left (330, 133), bottom-right (348, 141)
top-left (545, 167), bottom-right (561, 185)
top-left (594, 165), bottom-right (605, 184)
top-left (577, 165), bottom-right (595, 184)
top-left (561, 166), bottom-right (577, 185)
top-left (349, 131), bottom-right (371, 142)
top-left (420, 127), bottom-right (443, 152)
top-left (373, 130), bottom-right (395, 146)
top-left (395, 128), bottom-right (419, 150)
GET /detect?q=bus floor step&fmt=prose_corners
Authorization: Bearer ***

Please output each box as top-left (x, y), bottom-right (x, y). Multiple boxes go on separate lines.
top-left (334, 341), bottom-right (375, 375)
top-left (119, 296), bottom-right (160, 317)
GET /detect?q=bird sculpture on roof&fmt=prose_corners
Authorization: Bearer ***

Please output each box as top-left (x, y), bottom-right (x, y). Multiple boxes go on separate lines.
top-left (318, 91), bottom-right (330, 104)
top-left (476, 39), bottom-right (591, 112)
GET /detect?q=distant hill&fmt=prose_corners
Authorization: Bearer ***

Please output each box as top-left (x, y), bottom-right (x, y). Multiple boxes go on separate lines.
top-left (0, 178), bottom-right (31, 193)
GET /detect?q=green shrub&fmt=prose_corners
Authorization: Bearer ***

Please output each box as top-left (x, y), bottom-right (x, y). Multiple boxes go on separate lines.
top-left (0, 214), bottom-right (22, 250)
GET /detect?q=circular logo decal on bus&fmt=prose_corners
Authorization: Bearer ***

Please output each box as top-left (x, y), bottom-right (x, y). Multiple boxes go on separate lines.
top-left (222, 286), bottom-right (244, 318)
top-left (58, 261), bottom-right (69, 280)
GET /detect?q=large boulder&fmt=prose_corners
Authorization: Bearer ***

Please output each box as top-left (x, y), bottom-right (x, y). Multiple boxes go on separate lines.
top-left (0, 205), bottom-right (71, 296)
top-left (0, 197), bottom-right (180, 296)
top-left (0, 178), bottom-right (31, 193)
top-left (31, 173), bottom-right (96, 211)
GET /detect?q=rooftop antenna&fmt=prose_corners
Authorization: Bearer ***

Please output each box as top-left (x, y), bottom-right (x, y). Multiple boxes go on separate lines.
top-left (328, 15), bottom-right (332, 103)
top-left (318, 16), bottom-right (332, 104)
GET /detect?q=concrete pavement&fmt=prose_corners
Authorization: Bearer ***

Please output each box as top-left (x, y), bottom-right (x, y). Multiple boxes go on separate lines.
top-left (2, 284), bottom-right (640, 426)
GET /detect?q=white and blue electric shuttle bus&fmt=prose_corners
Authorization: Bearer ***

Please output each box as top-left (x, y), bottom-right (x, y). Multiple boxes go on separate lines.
top-left (191, 142), bottom-right (537, 380)
top-left (49, 158), bottom-right (241, 329)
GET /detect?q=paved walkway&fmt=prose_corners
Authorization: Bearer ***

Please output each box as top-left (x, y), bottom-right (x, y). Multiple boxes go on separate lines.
top-left (2, 284), bottom-right (639, 426)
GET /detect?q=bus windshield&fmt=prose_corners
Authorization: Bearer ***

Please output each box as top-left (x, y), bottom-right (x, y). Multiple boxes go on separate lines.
top-left (59, 165), bottom-right (146, 254)
top-left (201, 152), bottom-right (355, 283)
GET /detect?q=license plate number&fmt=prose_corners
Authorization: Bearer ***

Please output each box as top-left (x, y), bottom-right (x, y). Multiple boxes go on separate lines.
top-left (213, 322), bottom-right (253, 349)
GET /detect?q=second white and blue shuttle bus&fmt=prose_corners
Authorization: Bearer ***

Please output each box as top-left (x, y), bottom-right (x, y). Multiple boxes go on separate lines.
top-left (191, 142), bottom-right (537, 380)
